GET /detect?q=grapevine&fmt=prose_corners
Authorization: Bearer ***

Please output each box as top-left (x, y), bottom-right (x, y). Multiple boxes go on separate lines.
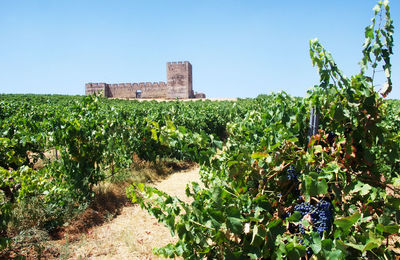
top-left (128, 1), bottom-right (400, 259)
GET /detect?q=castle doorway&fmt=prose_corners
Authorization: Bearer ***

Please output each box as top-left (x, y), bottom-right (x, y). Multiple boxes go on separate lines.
top-left (136, 90), bottom-right (142, 98)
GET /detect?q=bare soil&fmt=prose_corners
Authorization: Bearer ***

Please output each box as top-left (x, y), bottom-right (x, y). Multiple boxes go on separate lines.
top-left (53, 167), bottom-right (200, 259)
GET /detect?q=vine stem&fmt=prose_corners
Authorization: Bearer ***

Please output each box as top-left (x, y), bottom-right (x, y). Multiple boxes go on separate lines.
top-left (267, 162), bottom-right (291, 181)
top-left (189, 219), bottom-right (216, 231)
top-left (371, 9), bottom-right (384, 86)
top-left (279, 182), bottom-right (296, 203)
top-left (221, 186), bottom-right (239, 198)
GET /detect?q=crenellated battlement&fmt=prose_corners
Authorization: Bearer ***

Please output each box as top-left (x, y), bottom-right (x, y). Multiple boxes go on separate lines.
top-left (167, 61), bottom-right (191, 72)
top-left (85, 61), bottom-right (203, 99)
top-left (167, 61), bottom-right (189, 65)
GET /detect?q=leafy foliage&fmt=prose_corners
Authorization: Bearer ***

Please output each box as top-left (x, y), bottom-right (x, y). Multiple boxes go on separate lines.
top-left (0, 92), bottom-right (250, 253)
top-left (127, 1), bottom-right (400, 259)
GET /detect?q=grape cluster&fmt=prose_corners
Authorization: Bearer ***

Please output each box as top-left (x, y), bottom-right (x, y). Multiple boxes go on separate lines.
top-left (286, 165), bottom-right (300, 198)
top-left (287, 165), bottom-right (298, 181)
top-left (286, 165), bottom-right (301, 198)
top-left (314, 200), bottom-right (334, 235)
top-left (293, 200), bottom-right (333, 237)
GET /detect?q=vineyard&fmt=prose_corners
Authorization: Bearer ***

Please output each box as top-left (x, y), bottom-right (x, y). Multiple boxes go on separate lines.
top-left (1, 1), bottom-right (400, 259)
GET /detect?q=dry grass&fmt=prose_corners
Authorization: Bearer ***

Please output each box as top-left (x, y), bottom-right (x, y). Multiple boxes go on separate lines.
top-left (1, 158), bottom-right (198, 259)
top-left (48, 167), bottom-right (201, 259)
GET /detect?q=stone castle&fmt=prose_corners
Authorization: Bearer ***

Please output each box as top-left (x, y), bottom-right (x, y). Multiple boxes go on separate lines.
top-left (85, 61), bottom-right (206, 99)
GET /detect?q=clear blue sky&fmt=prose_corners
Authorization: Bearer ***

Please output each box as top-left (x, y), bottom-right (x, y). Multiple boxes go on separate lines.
top-left (1, 0), bottom-right (399, 99)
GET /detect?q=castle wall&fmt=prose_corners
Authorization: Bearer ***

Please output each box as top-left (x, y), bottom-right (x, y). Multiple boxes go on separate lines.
top-left (141, 82), bottom-right (167, 98)
top-left (195, 92), bottom-right (206, 98)
top-left (108, 83), bottom-right (135, 98)
top-left (104, 82), bottom-right (167, 99)
top-left (85, 83), bottom-right (106, 97)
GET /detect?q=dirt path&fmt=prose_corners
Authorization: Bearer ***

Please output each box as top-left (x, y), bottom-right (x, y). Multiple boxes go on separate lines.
top-left (61, 167), bottom-right (200, 260)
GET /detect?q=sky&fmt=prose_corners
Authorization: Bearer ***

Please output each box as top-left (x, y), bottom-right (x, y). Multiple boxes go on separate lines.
top-left (0, 0), bottom-right (399, 99)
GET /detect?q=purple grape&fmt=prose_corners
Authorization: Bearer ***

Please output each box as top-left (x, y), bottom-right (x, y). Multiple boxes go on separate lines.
top-left (287, 165), bottom-right (297, 181)
top-left (293, 200), bottom-right (333, 236)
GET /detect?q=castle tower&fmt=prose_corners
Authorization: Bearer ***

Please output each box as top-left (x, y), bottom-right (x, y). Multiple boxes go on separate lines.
top-left (166, 61), bottom-right (194, 99)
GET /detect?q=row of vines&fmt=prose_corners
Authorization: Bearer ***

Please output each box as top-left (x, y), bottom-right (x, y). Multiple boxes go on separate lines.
top-left (1, 1), bottom-right (400, 258)
top-left (0, 92), bottom-right (258, 252)
top-left (128, 1), bottom-right (400, 259)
